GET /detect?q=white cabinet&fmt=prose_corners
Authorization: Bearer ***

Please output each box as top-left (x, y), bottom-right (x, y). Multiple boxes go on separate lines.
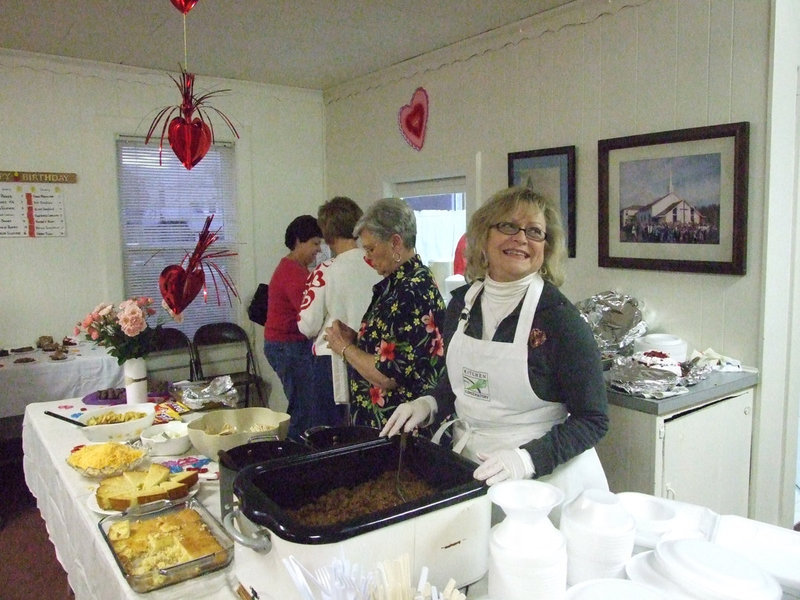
top-left (596, 385), bottom-right (754, 517)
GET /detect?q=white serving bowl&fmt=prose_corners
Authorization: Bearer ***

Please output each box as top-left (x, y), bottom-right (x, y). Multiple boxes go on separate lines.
top-left (78, 403), bottom-right (156, 443)
top-left (140, 421), bottom-right (191, 456)
top-left (187, 407), bottom-right (290, 459)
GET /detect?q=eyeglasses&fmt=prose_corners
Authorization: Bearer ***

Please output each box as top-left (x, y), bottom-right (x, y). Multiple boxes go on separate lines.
top-left (492, 221), bottom-right (547, 242)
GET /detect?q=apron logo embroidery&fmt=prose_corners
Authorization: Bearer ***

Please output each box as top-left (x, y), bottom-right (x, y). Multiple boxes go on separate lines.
top-left (462, 367), bottom-right (489, 400)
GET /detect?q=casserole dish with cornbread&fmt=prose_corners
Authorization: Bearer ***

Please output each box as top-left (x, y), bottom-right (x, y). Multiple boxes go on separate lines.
top-left (98, 496), bottom-right (233, 592)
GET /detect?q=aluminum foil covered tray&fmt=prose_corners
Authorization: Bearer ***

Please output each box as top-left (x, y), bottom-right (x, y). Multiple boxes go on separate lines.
top-left (98, 496), bottom-right (234, 593)
top-left (576, 291), bottom-right (647, 359)
top-left (607, 355), bottom-right (713, 398)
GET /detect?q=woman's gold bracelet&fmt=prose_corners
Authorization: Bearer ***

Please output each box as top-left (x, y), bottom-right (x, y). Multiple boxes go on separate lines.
top-left (341, 343), bottom-right (353, 362)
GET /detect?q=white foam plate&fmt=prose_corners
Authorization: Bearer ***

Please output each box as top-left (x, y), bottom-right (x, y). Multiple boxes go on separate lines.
top-left (712, 514), bottom-right (800, 596)
top-left (653, 539), bottom-right (782, 600)
top-left (625, 552), bottom-right (697, 600)
top-left (566, 578), bottom-right (669, 599)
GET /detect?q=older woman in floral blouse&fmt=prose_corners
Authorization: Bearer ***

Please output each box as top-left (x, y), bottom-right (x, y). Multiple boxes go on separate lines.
top-left (324, 197), bottom-right (446, 429)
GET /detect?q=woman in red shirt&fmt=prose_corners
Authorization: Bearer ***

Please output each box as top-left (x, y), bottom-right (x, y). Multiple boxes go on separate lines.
top-left (264, 215), bottom-right (322, 441)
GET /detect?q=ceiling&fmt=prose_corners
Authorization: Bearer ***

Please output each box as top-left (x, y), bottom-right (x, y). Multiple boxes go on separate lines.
top-left (0, 0), bottom-right (573, 91)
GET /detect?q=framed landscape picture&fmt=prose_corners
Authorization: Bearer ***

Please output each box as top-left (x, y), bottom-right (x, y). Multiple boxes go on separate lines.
top-left (508, 146), bottom-right (576, 257)
top-left (598, 122), bottom-right (749, 274)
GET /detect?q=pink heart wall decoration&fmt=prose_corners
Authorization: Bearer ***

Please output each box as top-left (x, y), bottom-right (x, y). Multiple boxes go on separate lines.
top-left (398, 87), bottom-right (429, 151)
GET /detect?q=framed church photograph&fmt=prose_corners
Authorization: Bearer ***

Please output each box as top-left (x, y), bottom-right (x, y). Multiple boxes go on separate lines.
top-left (508, 145), bottom-right (576, 257)
top-left (598, 122), bottom-right (749, 275)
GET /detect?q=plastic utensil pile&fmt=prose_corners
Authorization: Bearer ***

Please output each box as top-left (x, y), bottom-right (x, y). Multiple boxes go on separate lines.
top-left (282, 555), bottom-right (466, 600)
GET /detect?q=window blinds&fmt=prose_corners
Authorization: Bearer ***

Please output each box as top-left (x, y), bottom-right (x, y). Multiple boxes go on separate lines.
top-left (116, 137), bottom-right (239, 337)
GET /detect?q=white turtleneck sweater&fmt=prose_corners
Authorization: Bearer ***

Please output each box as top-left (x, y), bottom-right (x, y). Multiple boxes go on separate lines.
top-left (480, 273), bottom-right (536, 340)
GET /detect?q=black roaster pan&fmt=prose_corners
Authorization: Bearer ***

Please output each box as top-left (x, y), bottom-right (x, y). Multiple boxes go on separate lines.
top-left (219, 439), bottom-right (312, 517)
top-left (301, 425), bottom-right (381, 450)
top-left (234, 435), bottom-right (484, 545)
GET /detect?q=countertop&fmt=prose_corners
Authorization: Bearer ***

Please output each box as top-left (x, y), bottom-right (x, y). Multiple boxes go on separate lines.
top-left (606, 368), bottom-right (759, 416)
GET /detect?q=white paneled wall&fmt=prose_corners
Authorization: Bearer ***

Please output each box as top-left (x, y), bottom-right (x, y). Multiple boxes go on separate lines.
top-left (324, 0), bottom-right (766, 365)
top-left (322, 0), bottom-right (800, 525)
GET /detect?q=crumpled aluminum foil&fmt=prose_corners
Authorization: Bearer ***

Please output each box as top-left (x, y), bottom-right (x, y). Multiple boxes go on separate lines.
top-left (173, 375), bottom-right (239, 409)
top-left (576, 291), bottom-right (648, 356)
top-left (607, 356), bottom-right (713, 397)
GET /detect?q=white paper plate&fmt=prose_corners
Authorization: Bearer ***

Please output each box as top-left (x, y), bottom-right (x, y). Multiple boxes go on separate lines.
top-left (86, 482), bottom-right (199, 515)
top-left (566, 578), bottom-right (669, 599)
top-left (713, 514), bottom-right (800, 595)
top-left (625, 552), bottom-right (697, 600)
top-left (653, 539), bottom-right (782, 600)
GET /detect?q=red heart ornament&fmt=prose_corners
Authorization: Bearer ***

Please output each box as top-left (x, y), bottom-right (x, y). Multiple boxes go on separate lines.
top-left (170, 0), bottom-right (199, 15)
top-left (168, 117), bottom-right (211, 170)
top-left (159, 264), bottom-right (205, 315)
top-left (398, 87), bottom-right (429, 151)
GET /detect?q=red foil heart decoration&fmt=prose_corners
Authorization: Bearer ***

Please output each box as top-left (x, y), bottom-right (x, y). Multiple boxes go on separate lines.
top-left (170, 0), bottom-right (199, 14)
top-left (398, 87), bottom-right (429, 150)
top-left (158, 215), bottom-right (239, 318)
top-left (168, 117), bottom-right (211, 170)
top-left (159, 264), bottom-right (205, 315)
top-left (145, 69), bottom-right (238, 170)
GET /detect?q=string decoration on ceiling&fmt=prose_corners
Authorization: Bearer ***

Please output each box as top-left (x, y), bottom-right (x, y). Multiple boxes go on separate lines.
top-left (398, 87), bottom-right (429, 151)
top-left (145, 0), bottom-right (239, 170)
top-left (159, 215), bottom-right (239, 321)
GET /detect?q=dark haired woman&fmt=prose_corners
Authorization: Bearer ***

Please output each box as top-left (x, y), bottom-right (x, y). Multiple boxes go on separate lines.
top-left (264, 214), bottom-right (323, 440)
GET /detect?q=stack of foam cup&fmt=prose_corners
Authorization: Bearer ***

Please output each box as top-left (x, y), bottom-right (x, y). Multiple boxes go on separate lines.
top-left (560, 489), bottom-right (636, 586)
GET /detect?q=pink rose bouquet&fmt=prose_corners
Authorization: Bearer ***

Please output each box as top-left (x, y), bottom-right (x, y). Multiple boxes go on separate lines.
top-left (75, 297), bottom-right (161, 364)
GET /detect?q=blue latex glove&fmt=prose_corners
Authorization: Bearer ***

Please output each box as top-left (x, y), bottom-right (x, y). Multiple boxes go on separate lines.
top-left (473, 449), bottom-right (535, 485)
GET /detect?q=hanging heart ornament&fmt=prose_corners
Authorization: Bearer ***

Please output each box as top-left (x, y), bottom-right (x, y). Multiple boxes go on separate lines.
top-left (146, 69), bottom-right (238, 170)
top-left (398, 87), bottom-right (429, 150)
top-left (159, 264), bottom-right (205, 315)
top-left (168, 117), bottom-right (211, 170)
top-left (170, 0), bottom-right (199, 15)
top-left (158, 215), bottom-right (239, 318)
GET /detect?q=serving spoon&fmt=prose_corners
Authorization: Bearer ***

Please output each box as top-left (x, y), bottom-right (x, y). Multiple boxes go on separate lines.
top-left (44, 411), bottom-right (86, 427)
top-left (396, 430), bottom-right (408, 502)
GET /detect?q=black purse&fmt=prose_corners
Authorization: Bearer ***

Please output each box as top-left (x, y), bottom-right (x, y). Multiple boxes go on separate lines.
top-left (247, 283), bottom-right (269, 325)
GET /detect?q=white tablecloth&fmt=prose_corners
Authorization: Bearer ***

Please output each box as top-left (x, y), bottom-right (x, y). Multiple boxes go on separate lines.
top-left (1, 342), bottom-right (124, 418)
top-left (22, 399), bottom-right (239, 600)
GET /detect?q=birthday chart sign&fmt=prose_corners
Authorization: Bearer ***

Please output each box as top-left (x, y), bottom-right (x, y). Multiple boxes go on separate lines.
top-left (0, 183), bottom-right (67, 237)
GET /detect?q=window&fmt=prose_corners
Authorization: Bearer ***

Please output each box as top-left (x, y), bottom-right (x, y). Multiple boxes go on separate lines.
top-left (116, 137), bottom-right (239, 338)
top-left (393, 176), bottom-right (466, 268)
top-left (392, 176), bottom-right (466, 304)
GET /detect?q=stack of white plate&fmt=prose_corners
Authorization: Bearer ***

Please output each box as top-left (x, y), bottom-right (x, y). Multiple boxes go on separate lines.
top-left (560, 489), bottom-right (636, 585)
top-left (626, 538), bottom-right (782, 600)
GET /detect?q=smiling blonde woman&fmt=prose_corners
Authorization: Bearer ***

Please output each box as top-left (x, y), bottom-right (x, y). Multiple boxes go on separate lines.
top-left (382, 186), bottom-right (609, 525)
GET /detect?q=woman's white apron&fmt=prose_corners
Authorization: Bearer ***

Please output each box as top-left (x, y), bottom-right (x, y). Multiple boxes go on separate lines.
top-left (434, 277), bottom-right (607, 514)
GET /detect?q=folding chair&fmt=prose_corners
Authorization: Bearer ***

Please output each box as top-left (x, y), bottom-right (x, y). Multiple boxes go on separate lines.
top-left (192, 322), bottom-right (264, 407)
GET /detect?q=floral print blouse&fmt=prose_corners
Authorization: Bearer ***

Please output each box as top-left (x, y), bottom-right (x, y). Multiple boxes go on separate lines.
top-left (349, 255), bottom-right (446, 429)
